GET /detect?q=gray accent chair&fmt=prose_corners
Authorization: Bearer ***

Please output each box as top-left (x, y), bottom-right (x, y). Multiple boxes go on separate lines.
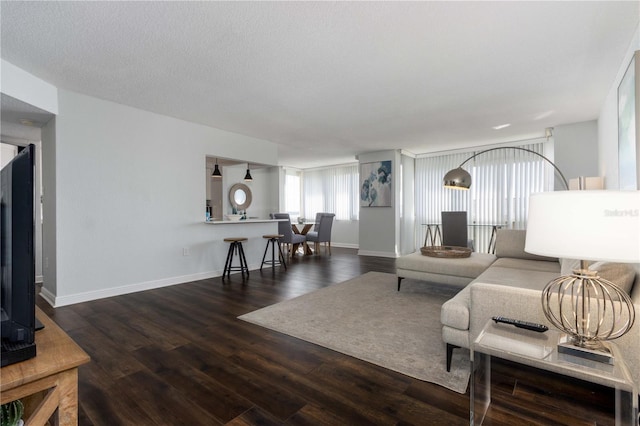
top-left (305, 213), bottom-right (335, 255)
top-left (274, 213), bottom-right (307, 257)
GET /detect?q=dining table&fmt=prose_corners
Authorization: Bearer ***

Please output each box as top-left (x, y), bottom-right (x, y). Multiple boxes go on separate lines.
top-left (292, 221), bottom-right (315, 255)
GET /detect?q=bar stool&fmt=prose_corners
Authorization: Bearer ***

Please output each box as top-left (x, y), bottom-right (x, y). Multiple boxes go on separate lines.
top-left (260, 234), bottom-right (287, 271)
top-left (223, 237), bottom-right (249, 278)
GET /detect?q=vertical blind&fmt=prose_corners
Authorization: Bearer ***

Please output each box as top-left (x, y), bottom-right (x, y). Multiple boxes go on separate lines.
top-left (302, 163), bottom-right (359, 221)
top-left (284, 172), bottom-right (301, 217)
top-left (415, 141), bottom-right (554, 252)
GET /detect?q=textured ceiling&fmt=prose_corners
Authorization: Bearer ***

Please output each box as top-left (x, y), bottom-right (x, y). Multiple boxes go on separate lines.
top-left (1, 1), bottom-right (638, 168)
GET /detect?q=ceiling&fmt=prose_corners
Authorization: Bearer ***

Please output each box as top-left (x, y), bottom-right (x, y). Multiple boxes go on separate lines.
top-left (1, 1), bottom-right (638, 169)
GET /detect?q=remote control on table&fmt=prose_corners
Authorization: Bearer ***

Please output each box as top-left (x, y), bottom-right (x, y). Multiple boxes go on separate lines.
top-left (492, 316), bottom-right (548, 333)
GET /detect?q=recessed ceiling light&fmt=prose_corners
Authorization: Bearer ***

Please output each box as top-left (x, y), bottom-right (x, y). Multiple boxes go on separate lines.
top-left (492, 123), bottom-right (511, 130)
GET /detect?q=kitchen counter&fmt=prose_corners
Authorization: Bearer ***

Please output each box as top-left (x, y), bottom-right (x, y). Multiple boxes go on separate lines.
top-left (204, 219), bottom-right (286, 224)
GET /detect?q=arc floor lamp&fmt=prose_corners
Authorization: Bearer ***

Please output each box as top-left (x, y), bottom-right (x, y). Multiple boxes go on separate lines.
top-left (442, 146), bottom-right (569, 190)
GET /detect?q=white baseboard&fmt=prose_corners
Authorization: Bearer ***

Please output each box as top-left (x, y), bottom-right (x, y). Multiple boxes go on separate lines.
top-left (44, 263), bottom-right (266, 307)
top-left (331, 242), bottom-right (359, 249)
top-left (357, 250), bottom-right (399, 258)
top-left (39, 286), bottom-right (56, 307)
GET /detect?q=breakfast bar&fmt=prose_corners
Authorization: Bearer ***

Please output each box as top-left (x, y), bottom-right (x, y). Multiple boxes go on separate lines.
top-left (204, 219), bottom-right (283, 224)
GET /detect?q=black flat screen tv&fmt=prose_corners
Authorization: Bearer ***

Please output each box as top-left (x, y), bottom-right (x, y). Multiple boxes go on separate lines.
top-left (1, 143), bottom-right (36, 367)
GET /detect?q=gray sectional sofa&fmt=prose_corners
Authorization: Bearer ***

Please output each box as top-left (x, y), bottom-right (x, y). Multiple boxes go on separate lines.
top-left (396, 229), bottom-right (640, 386)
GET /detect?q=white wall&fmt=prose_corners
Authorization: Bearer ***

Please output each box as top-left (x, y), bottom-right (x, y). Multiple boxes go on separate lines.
top-left (45, 89), bottom-right (279, 305)
top-left (599, 24), bottom-right (640, 189)
top-left (357, 150), bottom-right (401, 257)
top-left (554, 120), bottom-right (599, 185)
top-left (399, 152), bottom-right (415, 255)
top-left (330, 221), bottom-right (359, 249)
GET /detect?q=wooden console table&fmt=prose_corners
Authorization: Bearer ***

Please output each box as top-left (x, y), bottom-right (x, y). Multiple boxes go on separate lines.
top-left (1, 307), bottom-right (90, 426)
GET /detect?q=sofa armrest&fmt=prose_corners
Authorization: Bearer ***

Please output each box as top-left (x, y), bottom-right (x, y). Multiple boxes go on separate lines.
top-left (469, 282), bottom-right (640, 387)
top-left (469, 283), bottom-right (550, 344)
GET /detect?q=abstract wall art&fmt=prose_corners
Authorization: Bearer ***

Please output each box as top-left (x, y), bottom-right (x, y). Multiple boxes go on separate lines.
top-left (360, 160), bottom-right (392, 207)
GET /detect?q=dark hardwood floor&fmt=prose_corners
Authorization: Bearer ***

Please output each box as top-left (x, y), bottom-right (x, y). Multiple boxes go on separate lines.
top-left (36, 248), bottom-right (617, 425)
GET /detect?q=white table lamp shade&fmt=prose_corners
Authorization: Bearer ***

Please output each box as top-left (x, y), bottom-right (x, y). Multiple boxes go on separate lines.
top-left (525, 191), bottom-right (640, 263)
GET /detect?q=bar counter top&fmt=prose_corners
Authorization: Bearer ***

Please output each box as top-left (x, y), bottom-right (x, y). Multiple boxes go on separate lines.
top-left (204, 218), bottom-right (286, 224)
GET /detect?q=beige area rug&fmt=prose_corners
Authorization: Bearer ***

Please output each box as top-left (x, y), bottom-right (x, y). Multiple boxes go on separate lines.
top-left (238, 271), bottom-right (470, 394)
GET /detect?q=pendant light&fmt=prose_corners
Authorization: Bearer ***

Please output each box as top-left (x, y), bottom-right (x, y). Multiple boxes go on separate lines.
top-left (244, 163), bottom-right (253, 181)
top-left (211, 159), bottom-right (222, 178)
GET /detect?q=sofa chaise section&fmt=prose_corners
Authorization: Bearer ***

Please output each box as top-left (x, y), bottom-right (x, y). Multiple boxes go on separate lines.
top-left (396, 251), bottom-right (496, 290)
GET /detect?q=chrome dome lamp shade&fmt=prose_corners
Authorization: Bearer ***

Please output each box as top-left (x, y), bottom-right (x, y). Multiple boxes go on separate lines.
top-left (443, 167), bottom-right (472, 190)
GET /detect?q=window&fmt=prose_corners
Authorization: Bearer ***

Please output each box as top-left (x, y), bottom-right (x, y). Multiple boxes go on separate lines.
top-left (302, 164), bottom-right (359, 221)
top-left (415, 140), bottom-right (554, 251)
top-left (284, 172), bottom-right (301, 219)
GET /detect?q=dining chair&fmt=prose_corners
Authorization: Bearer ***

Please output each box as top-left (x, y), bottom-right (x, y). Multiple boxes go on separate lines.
top-left (273, 213), bottom-right (307, 257)
top-left (441, 211), bottom-right (470, 248)
top-left (313, 212), bottom-right (323, 232)
top-left (305, 213), bottom-right (335, 255)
